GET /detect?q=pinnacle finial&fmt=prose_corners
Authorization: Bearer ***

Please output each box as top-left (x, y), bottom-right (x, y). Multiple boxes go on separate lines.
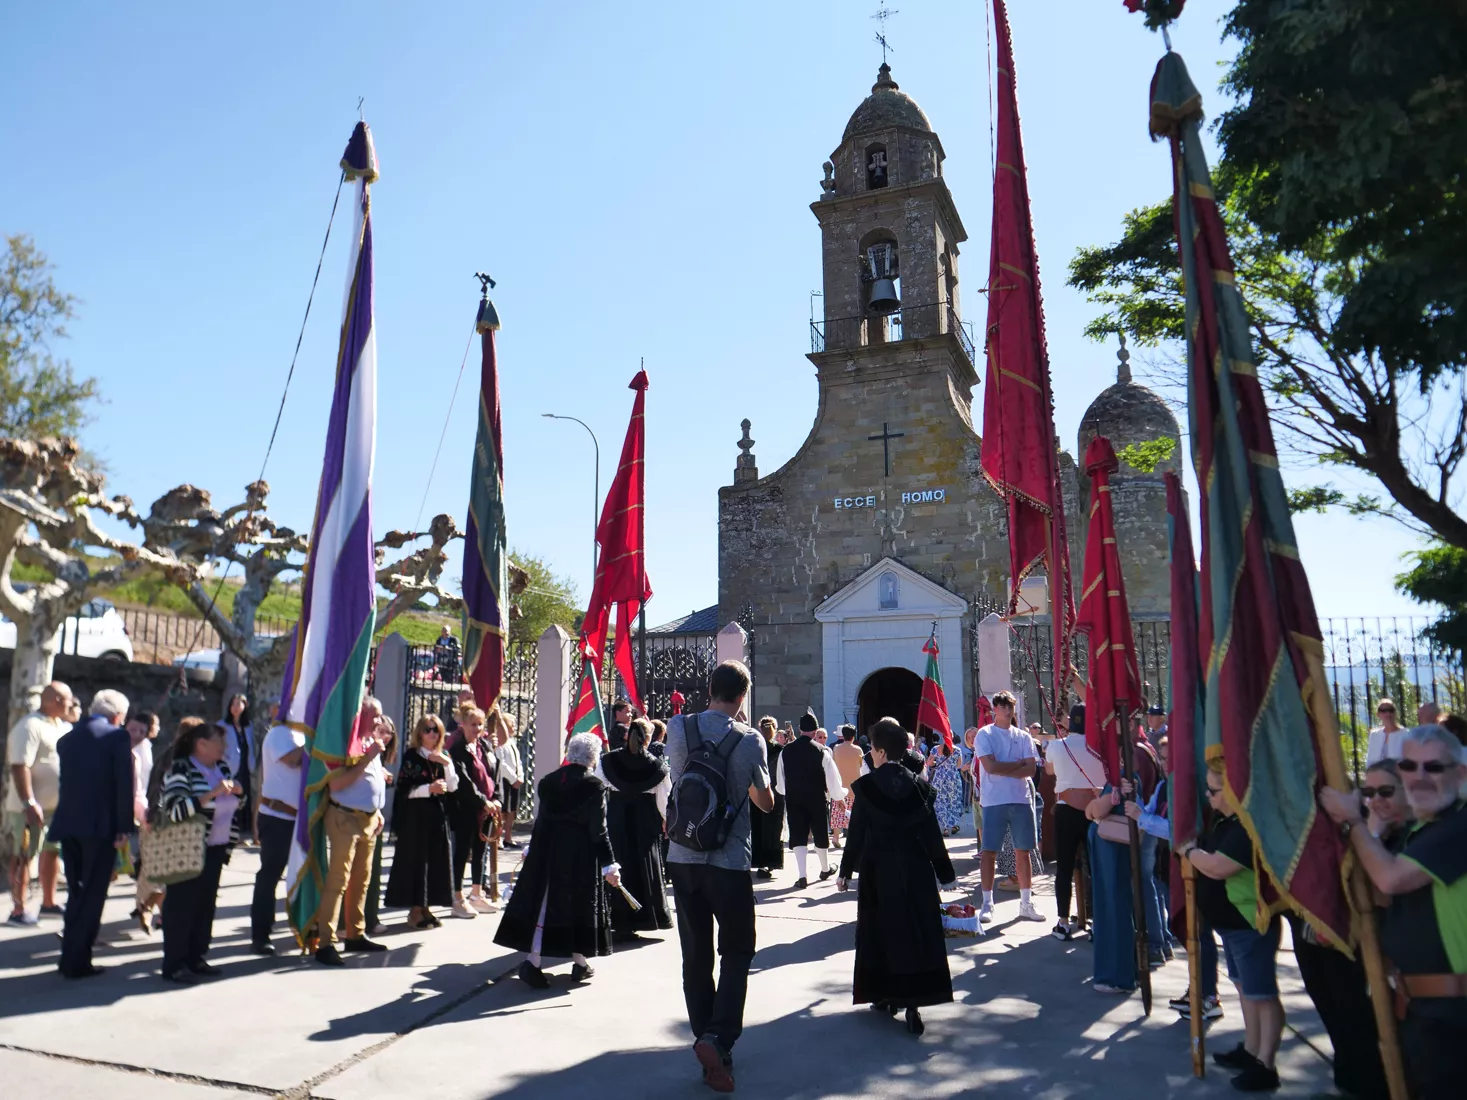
top-left (735, 419), bottom-right (758, 482)
top-left (874, 63), bottom-right (898, 92)
top-left (1116, 331), bottom-right (1132, 385)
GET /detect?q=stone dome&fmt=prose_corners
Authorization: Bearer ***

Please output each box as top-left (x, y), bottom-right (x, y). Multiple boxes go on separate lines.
top-left (1076, 338), bottom-right (1181, 476)
top-left (843, 64), bottom-right (933, 142)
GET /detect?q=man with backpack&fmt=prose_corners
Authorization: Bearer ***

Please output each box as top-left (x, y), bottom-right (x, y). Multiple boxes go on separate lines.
top-left (664, 660), bottom-right (773, 1094)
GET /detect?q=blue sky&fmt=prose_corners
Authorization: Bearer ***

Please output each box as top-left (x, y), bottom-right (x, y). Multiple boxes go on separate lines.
top-left (1, 0), bottom-right (1426, 627)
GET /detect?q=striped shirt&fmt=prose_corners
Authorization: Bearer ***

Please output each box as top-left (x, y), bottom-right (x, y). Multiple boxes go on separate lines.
top-left (160, 756), bottom-right (242, 849)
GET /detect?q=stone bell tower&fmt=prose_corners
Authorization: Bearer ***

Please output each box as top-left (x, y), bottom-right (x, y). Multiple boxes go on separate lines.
top-left (812, 62), bottom-right (974, 399)
top-left (718, 63), bottom-right (1009, 727)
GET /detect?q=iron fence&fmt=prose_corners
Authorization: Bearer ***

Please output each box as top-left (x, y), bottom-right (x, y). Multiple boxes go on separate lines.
top-left (1322, 616), bottom-right (1465, 780)
top-left (810, 302), bottom-right (976, 366)
top-left (970, 606), bottom-right (1466, 785)
top-left (119, 607), bottom-right (294, 665)
top-left (401, 640), bottom-right (539, 822)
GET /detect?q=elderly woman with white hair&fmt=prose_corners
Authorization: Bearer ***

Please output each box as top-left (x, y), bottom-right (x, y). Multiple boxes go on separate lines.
top-left (494, 732), bottom-right (622, 988)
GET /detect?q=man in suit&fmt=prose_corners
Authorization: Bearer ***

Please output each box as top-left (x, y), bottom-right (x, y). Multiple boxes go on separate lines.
top-left (48, 689), bottom-right (135, 979)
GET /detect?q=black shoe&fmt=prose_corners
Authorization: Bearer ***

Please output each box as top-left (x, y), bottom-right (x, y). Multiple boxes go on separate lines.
top-left (1230, 1062), bottom-right (1280, 1092)
top-left (343, 937), bottom-right (388, 953)
top-left (793, 877), bottom-right (809, 889)
top-left (60, 964), bottom-right (104, 980)
top-left (819, 868), bottom-right (837, 881)
top-left (1214, 1043), bottom-right (1257, 1071)
top-left (571, 962), bottom-right (595, 982)
top-left (503, 841), bottom-right (522, 850)
top-left (612, 930), bottom-right (641, 944)
top-left (518, 960), bottom-right (550, 989)
top-left (187, 961), bottom-right (222, 977)
top-left (905, 1007), bottom-right (925, 1035)
top-left (316, 944), bottom-right (345, 967)
top-left (1168, 988), bottom-right (1192, 1010)
top-left (40, 903), bottom-right (65, 917)
top-left (250, 942), bottom-right (277, 956)
top-left (756, 868), bottom-right (774, 880)
top-left (870, 1001), bottom-right (899, 1017)
top-left (160, 968), bottom-right (191, 984)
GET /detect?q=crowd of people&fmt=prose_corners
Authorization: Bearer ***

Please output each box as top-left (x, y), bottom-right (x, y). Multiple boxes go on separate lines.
top-left (6, 669), bottom-right (1465, 1097)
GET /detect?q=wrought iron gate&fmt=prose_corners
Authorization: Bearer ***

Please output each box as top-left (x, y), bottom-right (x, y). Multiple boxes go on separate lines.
top-left (401, 639), bottom-right (539, 821)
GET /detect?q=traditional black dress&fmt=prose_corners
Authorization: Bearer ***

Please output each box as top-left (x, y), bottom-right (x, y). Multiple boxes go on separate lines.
top-left (838, 761), bottom-right (956, 1009)
top-left (599, 748), bottom-right (673, 935)
top-left (751, 739), bottom-right (786, 870)
top-left (494, 763), bottom-right (614, 959)
top-left (384, 748), bottom-right (455, 909)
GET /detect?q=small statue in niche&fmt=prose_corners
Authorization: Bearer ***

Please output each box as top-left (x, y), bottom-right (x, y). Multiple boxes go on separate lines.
top-left (879, 570), bottom-right (899, 609)
top-left (821, 160), bottom-right (837, 195)
top-left (921, 142), bottom-right (937, 180)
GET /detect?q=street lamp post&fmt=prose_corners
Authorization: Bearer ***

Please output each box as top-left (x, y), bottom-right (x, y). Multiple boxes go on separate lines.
top-left (541, 413), bottom-right (600, 588)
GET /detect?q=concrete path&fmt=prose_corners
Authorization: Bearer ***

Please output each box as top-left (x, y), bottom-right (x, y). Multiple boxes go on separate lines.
top-left (0, 823), bottom-right (1342, 1098)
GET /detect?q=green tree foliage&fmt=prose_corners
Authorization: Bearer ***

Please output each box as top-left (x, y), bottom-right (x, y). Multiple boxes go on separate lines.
top-left (0, 235), bottom-right (100, 438)
top-left (508, 550), bottom-right (581, 647)
top-left (1115, 436), bottom-right (1177, 474)
top-left (1068, 1), bottom-right (1467, 550)
top-left (1396, 543), bottom-right (1467, 653)
top-left (1219, 0), bottom-right (1467, 385)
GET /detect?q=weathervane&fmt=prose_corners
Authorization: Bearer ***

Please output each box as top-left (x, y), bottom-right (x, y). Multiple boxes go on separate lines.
top-left (872, 1), bottom-right (898, 65)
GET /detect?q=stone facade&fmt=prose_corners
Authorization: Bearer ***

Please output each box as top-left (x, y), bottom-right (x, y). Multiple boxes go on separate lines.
top-left (1076, 338), bottom-right (1183, 617)
top-left (718, 64), bottom-right (1163, 728)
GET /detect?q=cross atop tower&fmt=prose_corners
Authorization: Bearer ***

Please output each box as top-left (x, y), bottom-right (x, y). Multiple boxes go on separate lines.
top-left (871, 1), bottom-right (898, 65)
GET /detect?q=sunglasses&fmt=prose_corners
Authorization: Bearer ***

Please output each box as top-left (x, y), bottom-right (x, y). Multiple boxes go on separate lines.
top-left (1361, 785), bottom-right (1397, 799)
top-left (1377, 708), bottom-right (1396, 716)
top-left (1397, 759), bottom-right (1454, 775)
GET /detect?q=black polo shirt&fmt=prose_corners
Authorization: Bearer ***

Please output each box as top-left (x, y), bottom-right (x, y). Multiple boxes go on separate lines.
top-left (1381, 800), bottom-right (1467, 1024)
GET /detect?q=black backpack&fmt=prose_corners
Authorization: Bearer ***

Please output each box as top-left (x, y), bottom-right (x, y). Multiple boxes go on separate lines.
top-left (666, 712), bottom-right (745, 852)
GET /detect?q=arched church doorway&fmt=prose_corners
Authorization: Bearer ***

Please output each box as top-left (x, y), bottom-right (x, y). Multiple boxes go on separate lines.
top-left (856, 667), bottom-right (923, 742)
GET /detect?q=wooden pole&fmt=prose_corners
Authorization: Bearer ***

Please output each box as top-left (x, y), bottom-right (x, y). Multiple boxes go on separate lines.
top-left (1117, 701), bottom-right (1153, 1015)
top-left (1299, 645), bottom-right (1409, 1100)
top-left (1182, 856), bottom-right (1205, 1078)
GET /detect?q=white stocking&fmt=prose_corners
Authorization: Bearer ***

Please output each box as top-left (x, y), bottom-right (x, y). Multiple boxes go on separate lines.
top-left (793, 846), bottom-right (809, 880)
top-left (815, 847), bottom-right (830, 873)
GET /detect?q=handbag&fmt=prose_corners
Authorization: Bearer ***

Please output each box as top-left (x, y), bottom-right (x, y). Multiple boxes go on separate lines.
top-left (140, 815), bottom-right (208, 885)
top-left (1096, 815), bottom-right (1132, 845)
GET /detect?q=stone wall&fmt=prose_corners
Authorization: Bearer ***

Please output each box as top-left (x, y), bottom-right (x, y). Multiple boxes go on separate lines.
top-left (719, 337), bottom-right (1012, 724)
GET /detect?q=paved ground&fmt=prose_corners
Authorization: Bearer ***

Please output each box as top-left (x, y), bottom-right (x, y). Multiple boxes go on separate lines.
top-left (0, 820), bottom-right (1341, 1099)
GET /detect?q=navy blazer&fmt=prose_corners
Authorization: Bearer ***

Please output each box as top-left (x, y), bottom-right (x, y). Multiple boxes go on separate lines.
top-left (48, 714), bottom-right (136, 842)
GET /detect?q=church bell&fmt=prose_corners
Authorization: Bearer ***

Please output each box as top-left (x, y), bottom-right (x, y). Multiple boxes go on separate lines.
top-left (864, 243), bottom-right (901, 314)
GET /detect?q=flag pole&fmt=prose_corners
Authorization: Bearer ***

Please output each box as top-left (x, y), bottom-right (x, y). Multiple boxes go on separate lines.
top-left (1182, 856), bottom-right (1205, 1076)
top-left (1300, 647), bottom-right (1409, 1100)
top-left (1117, 697), bottom-right (1153, 1015)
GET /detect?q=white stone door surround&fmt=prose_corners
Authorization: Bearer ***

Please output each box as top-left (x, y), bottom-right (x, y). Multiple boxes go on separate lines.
top-left (813, 557), bottom-right (968, 735)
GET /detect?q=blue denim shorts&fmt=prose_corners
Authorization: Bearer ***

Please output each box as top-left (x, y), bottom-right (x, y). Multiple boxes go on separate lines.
top-left (1220, 920), bottom-right (1281, 1000)
top-left (980, 801), bottom-right (1036, 853)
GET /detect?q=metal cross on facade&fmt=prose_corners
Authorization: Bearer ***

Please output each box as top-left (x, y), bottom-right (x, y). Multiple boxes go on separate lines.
top-left (868, 422), bottom-right (906, 478)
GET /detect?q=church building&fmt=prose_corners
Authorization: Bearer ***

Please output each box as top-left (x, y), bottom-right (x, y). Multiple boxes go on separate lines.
top-left (716, 64), bottom-right (1176, 734)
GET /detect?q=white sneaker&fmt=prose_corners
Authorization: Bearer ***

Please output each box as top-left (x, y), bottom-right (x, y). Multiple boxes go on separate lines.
top-left (451, 899), bottom-right (478, 919)
top-left (978, 902), bottom-right (995, 924)
top-left (468, 894), bottom-right (494, 913)
top-left (1018, 901), bottom-right (1046, 922)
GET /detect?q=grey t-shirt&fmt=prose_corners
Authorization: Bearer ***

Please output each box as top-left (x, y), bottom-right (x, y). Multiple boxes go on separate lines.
top-left (665, 711), bottom-right (769, 872)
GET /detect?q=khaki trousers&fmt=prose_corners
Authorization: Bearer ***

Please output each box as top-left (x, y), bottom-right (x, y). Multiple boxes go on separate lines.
top-left (316, 803), bottom-right (380, 945)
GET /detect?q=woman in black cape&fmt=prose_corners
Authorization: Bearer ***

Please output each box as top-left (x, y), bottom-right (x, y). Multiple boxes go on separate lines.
top-left (598, 717), bottom-right (673, 940)
top-left (837, 716), bottom-right (957, 1036)
top-left (495, 733), bottom-right (621, 987)
top-left (384, 715), bottom-right (457, 928)
top-left (751, 716), bottom-right (786, 878)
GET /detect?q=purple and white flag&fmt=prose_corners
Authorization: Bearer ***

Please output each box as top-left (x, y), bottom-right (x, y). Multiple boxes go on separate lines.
top-left (285, 121), bottom-right (380, 947)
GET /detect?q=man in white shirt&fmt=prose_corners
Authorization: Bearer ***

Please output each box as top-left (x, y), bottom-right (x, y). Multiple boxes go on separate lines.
top-left (251, 710), bottom-right (305, 954)
top-left (974, 690), bottom-right (1044, 923)
top-left (1365, 697), bottom-right (1405, 766)
top-left (775, 710), bottom-right (847, 888)
top-left (315, 698), bottom-right (390, 965)
top-left (6, 682), bottom-right (74, 925)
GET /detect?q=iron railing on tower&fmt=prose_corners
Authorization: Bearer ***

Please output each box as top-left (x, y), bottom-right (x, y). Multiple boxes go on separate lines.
top-left (810, 302), bottom-right (977, 368)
